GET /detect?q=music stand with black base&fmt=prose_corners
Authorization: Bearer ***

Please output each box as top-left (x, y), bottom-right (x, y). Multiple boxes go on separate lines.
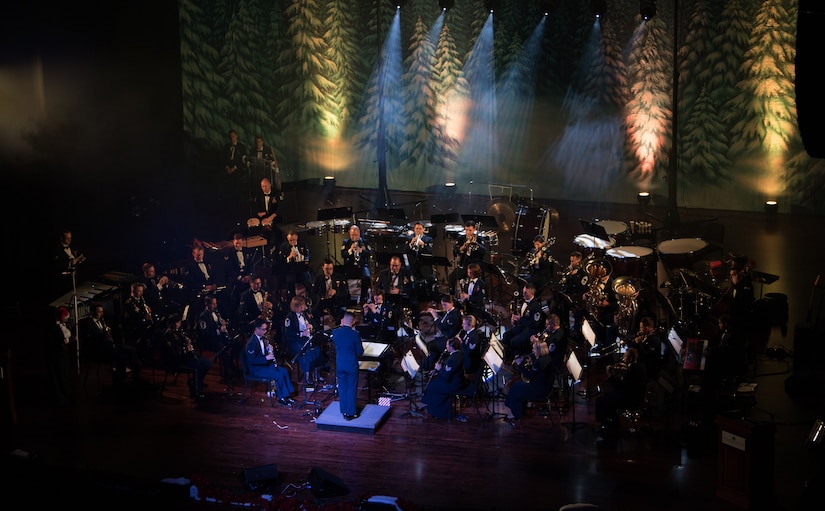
top-left (561, 351), bottom-right (589, 436)
top-left (291, 336), bottom-right (324, 415)
top-left (398, 350), bottom-right (424, 419)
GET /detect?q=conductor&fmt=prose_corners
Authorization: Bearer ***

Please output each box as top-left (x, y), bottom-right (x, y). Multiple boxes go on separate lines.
top-left (330, 312), bottom-right (364, 420)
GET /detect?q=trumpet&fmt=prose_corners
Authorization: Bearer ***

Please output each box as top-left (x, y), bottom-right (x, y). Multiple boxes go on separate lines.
top-left (409, 234), bottom-right (423, 251)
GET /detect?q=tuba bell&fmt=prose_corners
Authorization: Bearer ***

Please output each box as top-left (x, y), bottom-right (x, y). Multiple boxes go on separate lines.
top-left (584, 258), bottom-right (612, 280)
top-left (612, 276), bottom-right (639, 338)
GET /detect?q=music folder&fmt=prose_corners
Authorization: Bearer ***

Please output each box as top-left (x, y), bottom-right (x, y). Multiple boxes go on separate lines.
top-left (566, 351), bottom-right (583, 383)
top-left (361, 341), bottom-right (390, 358)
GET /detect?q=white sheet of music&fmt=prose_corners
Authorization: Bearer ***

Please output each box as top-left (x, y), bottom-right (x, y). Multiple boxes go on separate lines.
top-left (566, 351), bottom-right (583, 382)
top-left (401, 350), bottom-right (419, 379)
top-left (414, 335), bottom-right (429, 357)
top-left (362, 341), bottom-right (390, 358)
top-left (483, 345), bottom-right (503, 375)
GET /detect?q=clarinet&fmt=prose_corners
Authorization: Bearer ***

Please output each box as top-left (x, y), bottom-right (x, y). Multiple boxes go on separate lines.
top-left (424, 349), bottom-right (450, 390)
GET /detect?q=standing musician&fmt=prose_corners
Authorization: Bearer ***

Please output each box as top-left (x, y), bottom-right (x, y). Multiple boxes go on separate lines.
top-left (419, 337), bottom-right (464, 420)
top-left (422, 294), bottom-right (462, 371)
top-left (449, 220), bottom-right (487, 293)
top-left (53, 228), bottom-right (86, 295)
top-left (311, 258), bottom-right (351, 322)
top-left (283, 295), bottom-right (324, 385)
top-left (198, 294), bottom-right (239, 380)
top-left (253, 177), bottom-right (283, 248)
top-left (501, 282), bottom-right (546, 361)
top-left (330, 313), bottom-right (365, 420)
top-left (341, 225), bottom-right (373, 304)
top-left (275, 230), bottom-right (312, 300)
top-left (245, 318), bottom-right (296, 406)
top-left (558, 250), bottom-right (588, 318)
top-left (521, 235), bottom-right (556, 296)
top-left (457, 262), bottom-right (487, 324)
top-left (163, 314), bottom-right (212, 399)
top-left (405, 221), bottom-right (435, 299)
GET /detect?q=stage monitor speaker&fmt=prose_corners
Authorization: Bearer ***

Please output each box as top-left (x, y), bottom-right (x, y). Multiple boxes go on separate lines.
top-left (308, 466), bottom-right (349, 498)
top-left (241, 463), bottom-right (279, 491)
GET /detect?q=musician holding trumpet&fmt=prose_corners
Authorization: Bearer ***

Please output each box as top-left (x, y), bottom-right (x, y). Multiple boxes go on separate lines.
top-left (406, 221), bottom-right (435, 298)
top-left (341, 225), bottom-right (373, 305)
top-left (448, 220), bottom-right (487, 294)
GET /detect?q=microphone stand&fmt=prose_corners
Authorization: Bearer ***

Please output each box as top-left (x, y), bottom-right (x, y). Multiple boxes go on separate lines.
top-left (65, 266), bottom-right (81, 376)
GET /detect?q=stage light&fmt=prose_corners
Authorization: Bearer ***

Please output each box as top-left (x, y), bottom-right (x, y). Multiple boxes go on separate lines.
top-left (484, 0), bottom-right (501, 13)
top-left (591, 0), bottom-right (606, 18)
top-left (765, 200), bottom-right (779, 217)
top-left (438, 0), bottom-right (454, 10)
top-left (640, 0), bottom-right (656, 20)
top-left (637, 191), bottom-right (651, 206)
top-left (444, 182), bottom-right (456, 196)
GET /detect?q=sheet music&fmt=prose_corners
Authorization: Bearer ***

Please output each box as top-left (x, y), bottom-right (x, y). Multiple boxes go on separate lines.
top-left (566, 351), bottom-right (583, 382)
top-left (362, 341), bottom-right (390, 358)
top-left (414, 335), bottom-right (429, 357)
top-left (483, 344), bottom-right (503, 375)
top-left (401, 350), bottom-right (419, 379)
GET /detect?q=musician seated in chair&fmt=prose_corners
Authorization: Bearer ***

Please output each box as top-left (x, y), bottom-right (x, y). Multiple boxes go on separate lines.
top-left (163, 314), bottom-right (212, 399)
top-left (503, 336), bottom-right (557, 422)
top-left (594, 347), bottom-right (648, 446)
top-left (237, 275), bottom-right (273, 332)
top-left (81, 302), bottom-right (141, 380)
top-left (245, 318), bottom-right (296, 406)
top-left (419, 337), bottom-right (464, 420)
top-left (421, 294), bottom-right (462, 371)
top-left (311, 258), bottom-right (350, 323)
top-left (523, 235), bottom-right (555, 297)
top-left (457, 262), bottom-right (487, 325)
top-left (377, 255), bottom-right (416, 309)
top-left (283, 295), bottom-right (325, 385)
top-left (501, 283), bottom-right (545, 361)
top-left (362, 290), bottom-right (398, 343)
top-left (198, 294), bottom-right (240, 380)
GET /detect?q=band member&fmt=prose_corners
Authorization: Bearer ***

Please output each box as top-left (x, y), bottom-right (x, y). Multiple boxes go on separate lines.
top-left (53, 228), bottom-right (86, 295)
top-left (448, 220), bottom-right (487, 292)
top-left (377, 255), bottom-right (416, 310)
top-left (595, 347), bottom-right (648, 446)
top-left (253, 177), bottom-right (283, 248)
top-left (457, 262), bottom-right (486, 324)
top-left (237, 275), bottom-right (272, 330)
top-left (81, 302), bottom-right (141, 380)
top-left (311, 258), bottom-right (351, 322)
top-left (245, 318), bottom-right (296, 406)
top-left (139, 262), bottom-right (183, 319)
top-left (341, 225), bottom-right (373, 304)
top-left (162, 314), bottom-right (212, 399)
top-left (421, 294), bottom-right (462, 371)
top-left (275, 230), bottom-right (312, 300)
top-left (330, 313), bottom-right (364, 420)
top-left (458, 314), bottom-right (483, 380)
top-left (582, 263), bottom-right (617, 346)
top-left (283, 295), bottom-right (324, 385)
top-left (183, 245), bottom-right (220, 317)
top-left (224, 233), bottom-right (256, 319)
top-left (198, 294), bottom-right (238, 380)
top-left (521, 235), bottom-right (555, 296)
top-left (406, 221), bottom-right (435, 297)
top-left (627, 316), bottom-right (663, 380)
top-left (122, 282), bottom-right (156, 351)
top-left (420, 337), bottom-right (464, 420)
top-left (504, 334), bottom-right (556, 422)
top-left (501, 282), bottom-right (546, 360)
top-left (223, 128), bottom-right (248, 215)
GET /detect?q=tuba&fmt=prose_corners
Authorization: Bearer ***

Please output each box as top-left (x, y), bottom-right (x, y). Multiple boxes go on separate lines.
top-left (612, 277), bottom-right (639, 338)
top-left (584, 258), bottom-right (612, 316)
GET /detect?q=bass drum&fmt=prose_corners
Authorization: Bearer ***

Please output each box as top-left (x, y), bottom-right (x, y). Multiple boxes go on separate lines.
top-left (512, 204), bottom-right (558, 254)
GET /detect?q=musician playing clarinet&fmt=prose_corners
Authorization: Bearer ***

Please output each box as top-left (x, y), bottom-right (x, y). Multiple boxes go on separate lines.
top-left (245, 318), bottom-right (296, 407)
top-left (419, 337), bottom-right (464, 420)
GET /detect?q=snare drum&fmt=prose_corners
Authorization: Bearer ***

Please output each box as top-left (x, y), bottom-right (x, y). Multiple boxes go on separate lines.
top-left (247, 217), bottom-right (262, 229)
top-left (657, 238), bottom-right (708, 269)
top-left (606, 246), bottom-right (654, 278)
top-left (574, 234), bottom-right (615, 258)
top-left (305, 220), bottom-right (326, 235)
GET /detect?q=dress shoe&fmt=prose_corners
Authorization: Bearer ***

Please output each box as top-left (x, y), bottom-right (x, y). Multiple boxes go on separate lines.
top-left (286, 397), bottom-right (297, 405)
top-left (277, 397), bottom-right (292, 407)
top-left (455, 414), bottom-right (468, 423)
top-left (342, 414), bottom-right (355, 421)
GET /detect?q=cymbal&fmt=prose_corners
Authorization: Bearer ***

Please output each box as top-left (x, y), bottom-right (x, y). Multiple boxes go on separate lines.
top-left (486, 199), bottom-right (516, 232)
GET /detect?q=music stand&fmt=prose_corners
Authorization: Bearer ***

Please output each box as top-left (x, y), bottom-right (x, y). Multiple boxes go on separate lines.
top-left (398, 350), bottom-right (424, 418)
top-left (578, 219), bottom-right (611, 242)
top-left (561, 351), bottom-right (588, 435)
top-left (482, 333), bottom-right (508, 421)
top-left (376, 207), bottom-right (407, 223)
top-left (461, 214), bottom-right (498, 230)
top-left (293, 335), bottom-right (324, 414)
top-left (318, 206), bottom-right (353, 263)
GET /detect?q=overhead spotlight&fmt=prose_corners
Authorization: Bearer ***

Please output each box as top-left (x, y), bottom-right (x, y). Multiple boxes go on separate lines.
top-left (541, 1), bottom-right (553, 16)
top-left (640, 0), bottom-right (656, 20)
top-left (484, 0), bottom-right (501, 13)
top-left (444, 182), bottom-right (457, 196)
top-left (392, 0), bottom-right (408, 8)
top-left (438, 0), bottom-right (454, 10)
top-left (591, 0), bottom-right (606, 18)
top-left (765, 200), bottom-right (779, 217)
top-left (637, 191), bottom-right (651, 206)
